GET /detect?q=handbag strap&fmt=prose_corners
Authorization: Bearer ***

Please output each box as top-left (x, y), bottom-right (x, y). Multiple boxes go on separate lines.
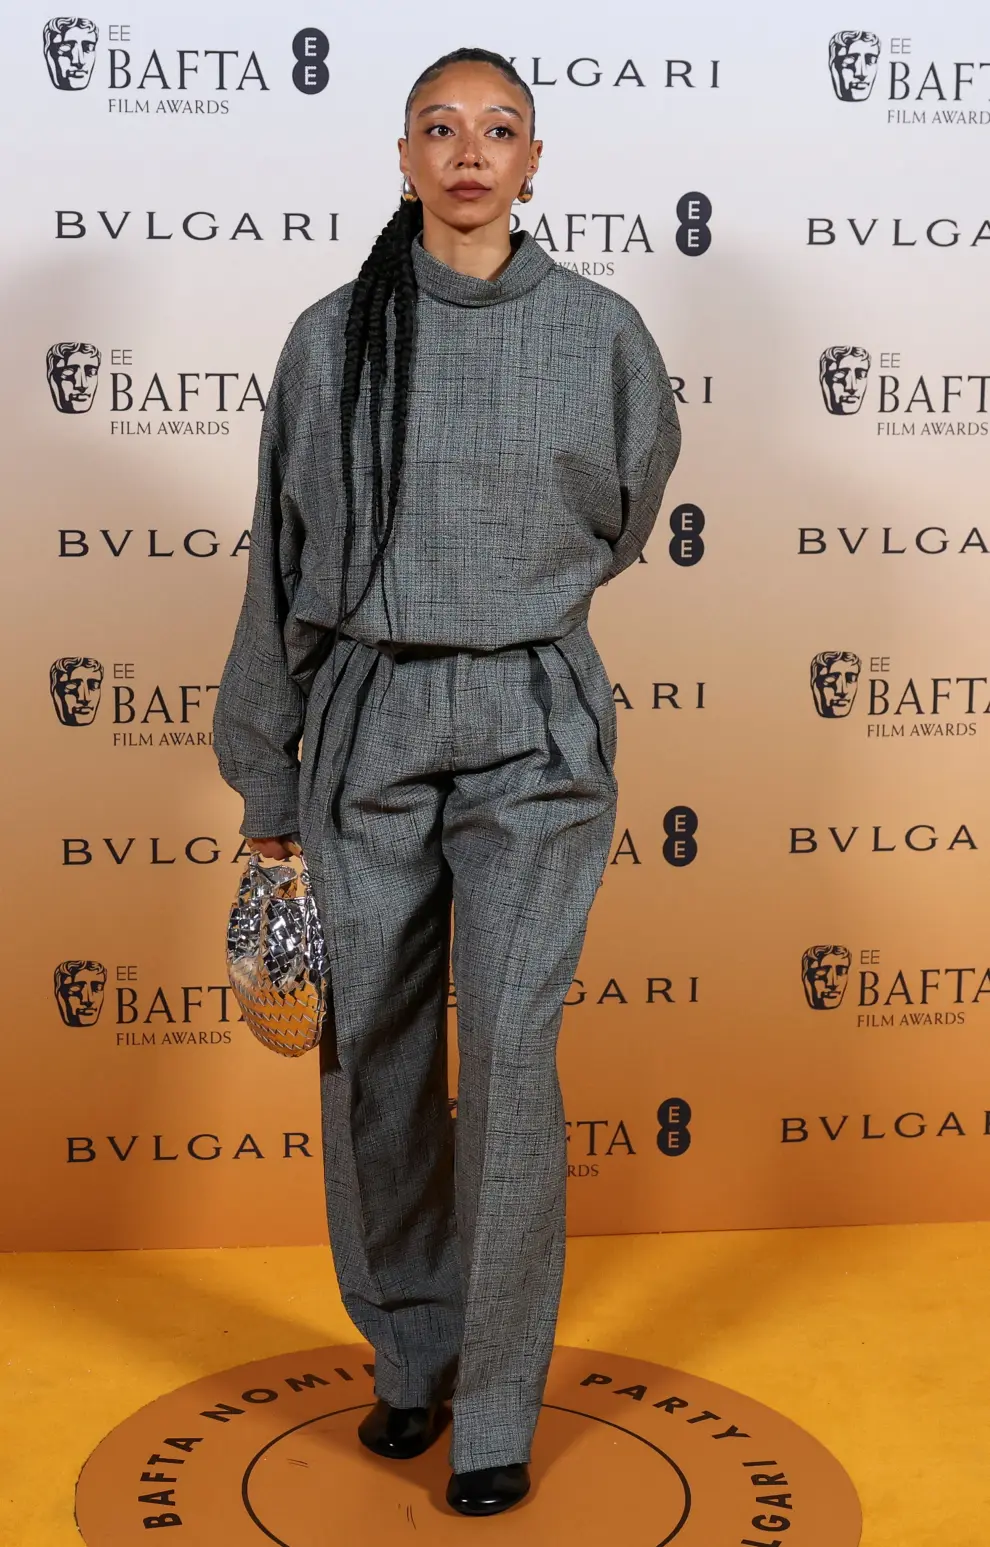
top-left (246, 849), bottom-right (314, 894)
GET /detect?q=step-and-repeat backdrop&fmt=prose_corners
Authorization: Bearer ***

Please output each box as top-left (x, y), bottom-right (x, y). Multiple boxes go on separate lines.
top-left (4, 1), bottom-right (990, 1248)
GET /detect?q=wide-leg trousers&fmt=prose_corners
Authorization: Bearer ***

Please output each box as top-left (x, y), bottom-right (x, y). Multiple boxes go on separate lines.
top-left (297, 621), bottom-right (618, 1472)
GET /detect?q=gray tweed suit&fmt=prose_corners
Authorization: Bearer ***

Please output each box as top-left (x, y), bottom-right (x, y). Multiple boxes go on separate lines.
top-left (214, 230), bottom-right (681, 1471)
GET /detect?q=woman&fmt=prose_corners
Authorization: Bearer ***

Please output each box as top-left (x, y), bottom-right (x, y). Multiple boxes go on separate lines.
top-left (214, 46), bottom-right (681, 1516)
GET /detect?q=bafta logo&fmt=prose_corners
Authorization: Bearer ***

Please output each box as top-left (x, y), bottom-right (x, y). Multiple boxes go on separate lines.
top-left (54, 960), bottom-right (107, 1026)
top-left (810, 652), bottom-right (861, 719)
top-left (802, 945), bottom-right (852, 1011)
top-left (43, 16), bottom-right (98, 90)
top-left (819, 346), bottom-right (871, 415)
top-left (50, 657), bottom-right (103, 726)
top-left (828, 30), bottom-right (881, 101)
top-left (47, 342), bottom-right (101, 414)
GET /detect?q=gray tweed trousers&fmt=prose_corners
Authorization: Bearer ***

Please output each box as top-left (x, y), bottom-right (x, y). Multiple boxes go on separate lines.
top-left (298, 620), bottom-right (617, 1473)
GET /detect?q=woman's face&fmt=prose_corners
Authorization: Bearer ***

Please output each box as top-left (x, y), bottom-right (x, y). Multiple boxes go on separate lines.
top-left (399, 62), bottom-right (540, 234)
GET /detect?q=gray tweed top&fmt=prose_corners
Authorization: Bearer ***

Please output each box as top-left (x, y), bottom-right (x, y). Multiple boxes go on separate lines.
top-left (214, 230), bottom-right (681, 837)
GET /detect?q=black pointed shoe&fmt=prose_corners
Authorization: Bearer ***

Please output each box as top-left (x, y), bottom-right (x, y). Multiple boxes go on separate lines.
top-left (357, 1399), bottom-right (443, 1460)
top-left (446, 1463), bottom-right (531, 1516)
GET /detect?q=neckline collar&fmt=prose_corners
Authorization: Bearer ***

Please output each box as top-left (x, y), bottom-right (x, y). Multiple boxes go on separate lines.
top-left (411, 229), bottom-right (554, 307)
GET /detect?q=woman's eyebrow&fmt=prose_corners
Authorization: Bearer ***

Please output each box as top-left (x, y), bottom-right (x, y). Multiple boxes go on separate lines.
top-left (416, 102), bottom-right (523, 119)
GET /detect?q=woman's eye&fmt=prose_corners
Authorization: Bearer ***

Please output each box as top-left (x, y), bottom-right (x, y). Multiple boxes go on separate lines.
top-left (424, 123), bottom-right (514, 138)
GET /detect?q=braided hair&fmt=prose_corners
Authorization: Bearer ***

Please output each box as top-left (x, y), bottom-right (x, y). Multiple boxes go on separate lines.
top-left (332, 47), bottom-right (536, 645)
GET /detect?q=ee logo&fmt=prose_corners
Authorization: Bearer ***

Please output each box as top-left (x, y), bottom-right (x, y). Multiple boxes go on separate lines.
top-left (669, 504), bottom-right (705, 567)
top-left (663, 805), bottom-right (698, 867)
top-left (675, 192), bottom-right (712, 256)
top-left (657, 1098), bottom-right (692, 1156)
top-left (292, 28), bottom-right (329, 94)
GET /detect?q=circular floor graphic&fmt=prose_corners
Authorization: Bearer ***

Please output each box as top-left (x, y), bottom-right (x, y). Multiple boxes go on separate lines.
top-left (75, 1344), bottom-right (861, 1545)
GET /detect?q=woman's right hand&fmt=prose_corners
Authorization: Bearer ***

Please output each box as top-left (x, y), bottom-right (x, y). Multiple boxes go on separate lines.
top-left (247, 837), bottom-right (300, 861)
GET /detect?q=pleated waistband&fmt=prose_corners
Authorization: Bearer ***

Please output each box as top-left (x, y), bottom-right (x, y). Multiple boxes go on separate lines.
top-left (301, 622), bottom-right (615, 841)
top-left (358, 637), bottom-right (462, 663)
top-left (350, 633), bottom-right (572, 664)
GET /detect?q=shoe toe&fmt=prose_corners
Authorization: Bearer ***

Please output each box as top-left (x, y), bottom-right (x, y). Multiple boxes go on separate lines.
top-left (446, 1463), bottom-right (531, 1515)
top-left (358, 1400), bottom-right (441, 1459)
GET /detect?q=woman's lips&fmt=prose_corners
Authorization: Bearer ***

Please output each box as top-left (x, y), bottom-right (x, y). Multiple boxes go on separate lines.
top-left (448, 184), bottom-right (490, 200)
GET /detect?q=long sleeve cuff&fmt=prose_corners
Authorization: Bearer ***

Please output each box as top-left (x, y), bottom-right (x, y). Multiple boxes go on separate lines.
top-left (235, 772), bottom-right (300, 841)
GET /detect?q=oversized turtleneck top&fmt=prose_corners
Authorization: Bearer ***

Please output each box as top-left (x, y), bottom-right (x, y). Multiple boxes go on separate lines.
top-left (214, 229), bottom-right (681, 837)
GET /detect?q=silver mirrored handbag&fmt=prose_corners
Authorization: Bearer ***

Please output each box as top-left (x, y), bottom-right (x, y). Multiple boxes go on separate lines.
top-left (226, 852), bottom-right (330, 1056)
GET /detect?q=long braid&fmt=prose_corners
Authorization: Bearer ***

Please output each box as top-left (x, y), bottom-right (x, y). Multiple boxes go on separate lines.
top-left (365, 262), bottom-right (390, 543)
top-left (333, 200), bottom-right (421, 650)
top-left (388, 227), bottom-right (418, 534)
top-left (332, 47), bottom-right (535, 652)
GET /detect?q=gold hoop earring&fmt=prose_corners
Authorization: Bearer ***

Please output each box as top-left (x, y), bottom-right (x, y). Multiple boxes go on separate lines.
top-left (516, 176), bottom-right (535, 204)
top-left (400, 175), bottom-right (419, 203)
